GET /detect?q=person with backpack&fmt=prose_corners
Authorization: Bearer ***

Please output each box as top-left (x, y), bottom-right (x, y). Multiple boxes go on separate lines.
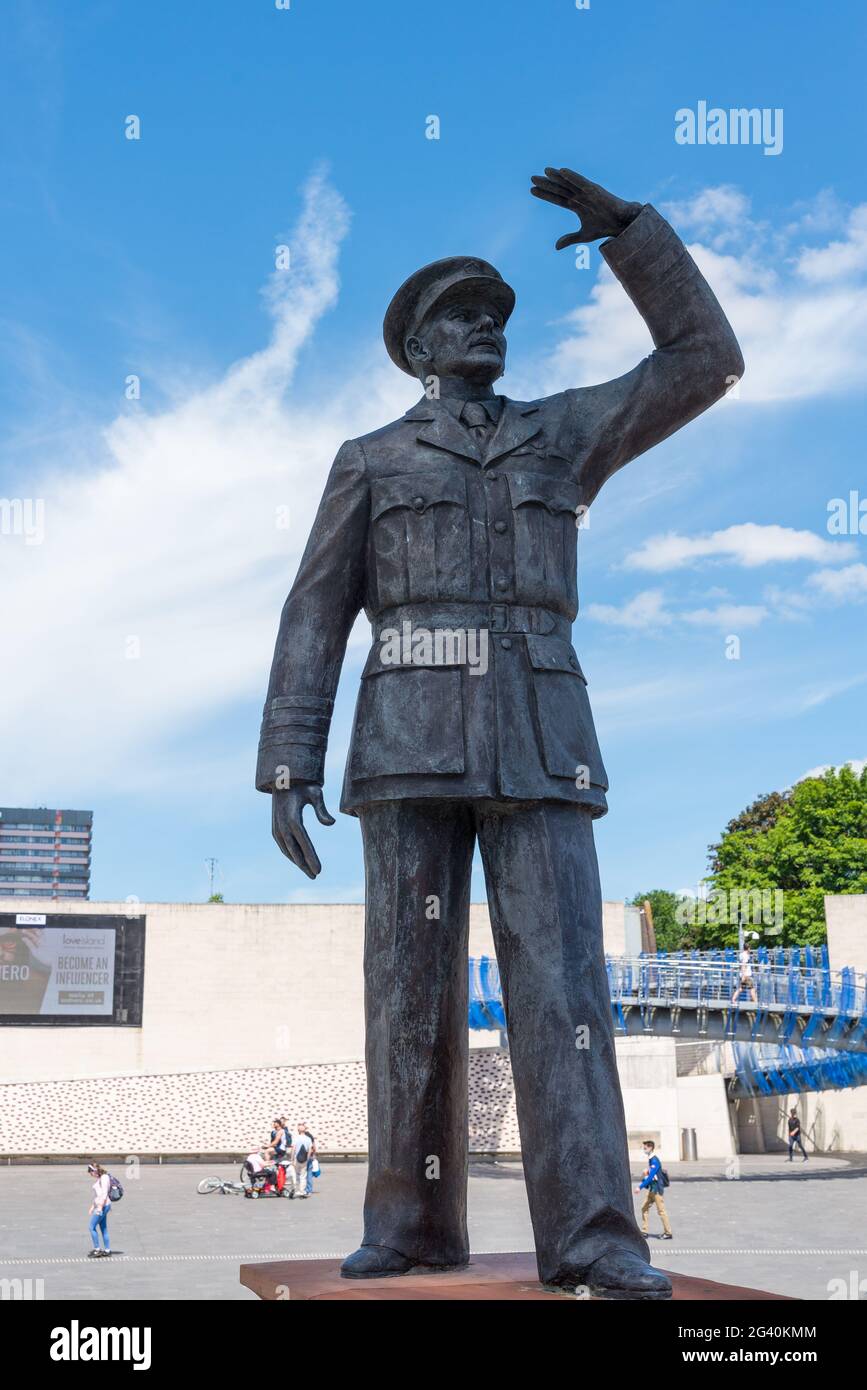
top-left (291, 1123), bottom-right (314, 1199)
top-left (271, 1117), bottom-right (289, 1158)
top-left (86, 1162), bottom-right (115, 1257)
top-left (636, 1140), bottom-right (672, 1240)
top-left (297, 1122), bottom-right (319, 1195)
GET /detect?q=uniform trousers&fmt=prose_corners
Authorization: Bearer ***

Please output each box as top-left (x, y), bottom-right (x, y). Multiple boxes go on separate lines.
top-left (357, 797), bottom-right (648, 1284)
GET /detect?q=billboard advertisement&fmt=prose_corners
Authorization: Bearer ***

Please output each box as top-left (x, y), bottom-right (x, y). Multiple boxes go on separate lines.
top-left (0, 913), bottom-right (143, 1023)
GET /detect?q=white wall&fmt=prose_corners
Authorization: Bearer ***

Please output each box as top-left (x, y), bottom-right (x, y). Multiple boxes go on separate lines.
top-left (677, 1075), bottom-right (736, 1160)
top-left (615, 1038), bottom-right (736, 1160)
top-left (0, 898), bottom-right (627, 1083)
top-left (825, 893), bottom-right (867, 975)
top-left (3, 895), bottom-right (862, 1159)
top-left (759, 1088), bottom-right (867, 1153)
top-left (1, 901), bottom-right (367, 1082)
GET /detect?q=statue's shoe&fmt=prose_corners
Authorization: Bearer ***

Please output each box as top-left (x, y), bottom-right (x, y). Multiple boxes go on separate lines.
top-left (339, 1245), bottom-right (417, 1279)
top-left (340, 1245), bottom-right (469, 1279)
top-left (550, 1250), bottom-right (672, 1300)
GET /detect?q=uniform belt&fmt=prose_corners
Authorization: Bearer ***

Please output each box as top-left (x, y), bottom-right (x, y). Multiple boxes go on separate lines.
top-left (372, 603), bottom-right (571, 641)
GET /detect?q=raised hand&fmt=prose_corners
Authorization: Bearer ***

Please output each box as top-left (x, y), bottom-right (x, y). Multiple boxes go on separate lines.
top-left (530, 167), bottom-right (642, 249)
top-left (272, 783), bottom-right (335, 879)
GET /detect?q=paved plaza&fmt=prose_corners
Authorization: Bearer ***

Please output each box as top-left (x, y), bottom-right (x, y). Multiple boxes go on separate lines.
top-left (1, 1155), bottom-right (864, 1301)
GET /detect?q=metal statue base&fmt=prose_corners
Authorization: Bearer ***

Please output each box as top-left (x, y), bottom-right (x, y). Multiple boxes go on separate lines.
top-left (240, 1252), bottom-right (794, 1302)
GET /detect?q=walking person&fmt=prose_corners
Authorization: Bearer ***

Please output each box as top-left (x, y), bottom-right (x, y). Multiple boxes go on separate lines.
top-left (732, 944), bottom-right (757, 1006)
top-left (787, 1108), bottom-right (808, 1162)
top-left (636, 1141), bottom-right (672, 1240)
top-left (87, 1162), bottom-right (112, 1258)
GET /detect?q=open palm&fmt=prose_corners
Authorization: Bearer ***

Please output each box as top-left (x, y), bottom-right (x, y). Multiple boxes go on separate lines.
top-left (530, 167), bottom-right (641, 249)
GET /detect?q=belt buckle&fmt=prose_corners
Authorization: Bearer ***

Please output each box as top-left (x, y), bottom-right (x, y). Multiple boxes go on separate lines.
top-left (489, 603), bottom-right (509, 632)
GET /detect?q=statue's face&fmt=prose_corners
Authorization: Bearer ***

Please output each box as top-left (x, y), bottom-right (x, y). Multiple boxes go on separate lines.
top-left (406, 296), bottom-right (507, 385)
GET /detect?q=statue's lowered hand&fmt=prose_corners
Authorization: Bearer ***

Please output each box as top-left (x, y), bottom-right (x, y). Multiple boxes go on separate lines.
top-left (272, 784), bottom-right (335, 879)
top-left (530, 167), bottom-right (642, 249)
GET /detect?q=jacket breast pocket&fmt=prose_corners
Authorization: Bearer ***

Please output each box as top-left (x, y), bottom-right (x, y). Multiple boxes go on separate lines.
top-left (349, 661), bottom-right (465, 779)
top-left (370, 471), bottom-right (470, 607)
top-left (525, 635), bottom-right (607, 787)
top-left (505, 471), bottom-right (581, 609)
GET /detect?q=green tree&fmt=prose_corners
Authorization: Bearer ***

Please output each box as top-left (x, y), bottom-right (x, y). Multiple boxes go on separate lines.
top-left (629, 889), bottom-right (696, 952)
top-left (706, 765), bottom-right (867, 946)
top-left (707, 789), bottom-right (790, 871)
top-left (207, 892), bottom-right (225, 903)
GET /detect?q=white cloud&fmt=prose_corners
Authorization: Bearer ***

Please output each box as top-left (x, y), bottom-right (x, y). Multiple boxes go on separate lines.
top-left (664, 185), bottom-right (751, 227)
top-left (625, 523), bottom-right (854, 572)
top-left (807, 563), bottom-right (867, 600)
top-left (798, 757), bottom-right (867, 780)
top-left (662, 186), bottom-right (754, 249)
top-left (1, 170), bottom-right (415, 800)
top-left (584, 589), bottom-right (672, 629)
top-left (785, 189), bottom-right (849, 238)
top-left (590, 540), bottom-right (867, 637)
top-left (680, 603), bottom-right (767, 630)
top-left (759, 563), bottom-right (867, 624)
top-left (795, 205), bottom-right (867, 283)
top-left (5, 177), bottom-right (867, 806)
top-left (534, 195), bottom-right (867, 405)
top-left (797, 674), bottom-right (867, 711)
top-left (585, 589), bottom-right (767, 631)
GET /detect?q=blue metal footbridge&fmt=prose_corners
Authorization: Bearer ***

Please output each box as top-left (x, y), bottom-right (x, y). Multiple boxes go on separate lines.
top-left (468, 949), bottom-right (867, 1097)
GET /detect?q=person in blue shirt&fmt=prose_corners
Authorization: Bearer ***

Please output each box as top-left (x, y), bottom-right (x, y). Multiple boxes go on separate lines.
top-left (636, 1140), bottom-right (672, 1239)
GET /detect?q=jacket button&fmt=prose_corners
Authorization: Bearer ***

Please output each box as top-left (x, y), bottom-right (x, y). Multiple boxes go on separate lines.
top-left (487, 472), bottom-right (499, 481)
top-left (500, 638), bottom-right (512, 650)
top-left (496, 578), bottom-right (509, 591)
top-left (493, 520), bottom-right (507, 534)
top-left (569, 655), bottom-right (578, 669)
top-left (413, 496), bottom-right (424, 510)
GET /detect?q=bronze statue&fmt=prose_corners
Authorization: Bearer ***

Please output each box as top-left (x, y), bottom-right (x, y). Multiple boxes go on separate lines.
top-left (256, 167), bottom-right (743, 1297)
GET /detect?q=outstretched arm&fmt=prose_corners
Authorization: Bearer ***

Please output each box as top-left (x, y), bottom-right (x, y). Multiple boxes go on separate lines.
top-left (532, 167), bottom-right (744, 506)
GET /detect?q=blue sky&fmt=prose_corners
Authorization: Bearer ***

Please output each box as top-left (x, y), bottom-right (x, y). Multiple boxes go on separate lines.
top-left (1, 0), bottom-right (866, 906)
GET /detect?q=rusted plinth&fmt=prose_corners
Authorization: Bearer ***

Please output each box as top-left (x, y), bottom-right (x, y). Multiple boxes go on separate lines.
top-left (240, 1252), bottom-right (794, 1301)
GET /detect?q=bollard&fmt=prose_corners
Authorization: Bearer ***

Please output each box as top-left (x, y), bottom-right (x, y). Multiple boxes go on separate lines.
top-left (680, 1127), bottom-right (698, 1161)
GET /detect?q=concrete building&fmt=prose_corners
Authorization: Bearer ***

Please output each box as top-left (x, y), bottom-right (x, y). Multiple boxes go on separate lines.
top-left (825, 893), bottom-right (867, 975)
top-left (0, 895), bottom-right (864, 1161)
top-left (0, 808), bottom-right (92, 899)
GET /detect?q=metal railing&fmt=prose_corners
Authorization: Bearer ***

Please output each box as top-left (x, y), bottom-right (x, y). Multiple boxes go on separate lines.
top-left (468, 953), bottom-right (867, 1092)
top-left (605, 956), bottom-right (867, 1019)
top-left (469, 953), bottom-right (867, 1030)
top-left (468, 956), bottom-right (505, 1030)
top-left (732, 1041), bottom-right (867, 1097)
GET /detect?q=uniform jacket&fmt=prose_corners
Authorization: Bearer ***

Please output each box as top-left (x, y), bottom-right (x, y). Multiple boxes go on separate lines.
top-left (256, 206), bottom-right (744, 815)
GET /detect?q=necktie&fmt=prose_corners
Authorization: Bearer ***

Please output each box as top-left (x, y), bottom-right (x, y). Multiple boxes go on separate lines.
top-left (461, 399), bottom-right (493, 451)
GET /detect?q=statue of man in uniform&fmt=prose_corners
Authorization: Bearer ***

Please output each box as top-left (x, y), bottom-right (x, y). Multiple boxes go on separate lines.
top-left (256, 167), bottom-right (743, 1297)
